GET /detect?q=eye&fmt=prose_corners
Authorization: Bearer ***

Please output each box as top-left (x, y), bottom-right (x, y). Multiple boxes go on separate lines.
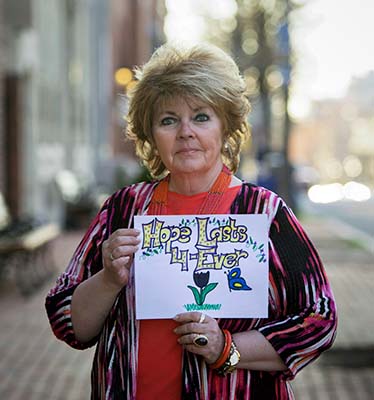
top-left (194, 113), bottom-right (209, 122)
top-left (160, 116), bottom-right (177, 126)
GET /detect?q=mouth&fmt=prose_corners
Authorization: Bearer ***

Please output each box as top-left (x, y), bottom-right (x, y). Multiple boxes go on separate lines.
top-left (177, 148), bottom-right (200, 154)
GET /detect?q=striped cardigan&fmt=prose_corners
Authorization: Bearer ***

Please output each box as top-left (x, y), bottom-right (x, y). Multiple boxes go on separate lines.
top-left (45, 181), bottom-right (337, 399)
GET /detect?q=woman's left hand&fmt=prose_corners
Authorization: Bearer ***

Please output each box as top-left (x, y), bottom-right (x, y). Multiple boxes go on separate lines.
top-left (173, 312), bottom-right (225, 364)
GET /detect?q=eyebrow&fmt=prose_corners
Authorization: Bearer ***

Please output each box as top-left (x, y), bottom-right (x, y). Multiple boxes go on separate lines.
top-left (160, 106), bottom-right (208, 115)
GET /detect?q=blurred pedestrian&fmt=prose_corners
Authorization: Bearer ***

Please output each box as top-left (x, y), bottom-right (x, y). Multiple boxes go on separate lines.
top-left (46, 43), bottom-right (337, 399)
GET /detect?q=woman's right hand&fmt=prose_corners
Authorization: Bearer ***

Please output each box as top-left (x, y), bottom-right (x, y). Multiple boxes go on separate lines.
top-left (101, 228), bottom-right (141, 290)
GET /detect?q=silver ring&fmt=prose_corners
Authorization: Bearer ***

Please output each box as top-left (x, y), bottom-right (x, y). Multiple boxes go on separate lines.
top-left (110, 252), bottom-right (115, 261)
top-left (193, 334), bottom-right (208, 347)
top-left (198, 313), bottom-right (205, 324)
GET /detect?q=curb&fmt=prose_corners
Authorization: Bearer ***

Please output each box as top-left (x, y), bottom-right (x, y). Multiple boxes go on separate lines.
top-left (324, 216), bottom-right (374, 254)
top-left (320, 347), bottom-right (374, 368)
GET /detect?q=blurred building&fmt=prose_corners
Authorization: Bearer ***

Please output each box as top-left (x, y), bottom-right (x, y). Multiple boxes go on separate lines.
top-left (109, 0), bottom-right (165, 187)
top-left (289, 71), bottom-right (374, 187)
top-left (0, 0), bottom-right (165, 227)
top-left (0, 0), bottom-right (4, 200)
top-left (345, 72), bottom-right (374, 183)
top-left (1, 0), bottom-right (110, 224)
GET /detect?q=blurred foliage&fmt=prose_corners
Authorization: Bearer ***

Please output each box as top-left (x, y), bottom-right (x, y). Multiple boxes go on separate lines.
top-left (203, 0), bottom-right (302, 155)
top-left (200, 0), bottom-right (304, 208)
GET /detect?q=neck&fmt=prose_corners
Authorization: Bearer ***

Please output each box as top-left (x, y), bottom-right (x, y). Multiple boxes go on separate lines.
top-left (168, 162), bottom-right (224, 195)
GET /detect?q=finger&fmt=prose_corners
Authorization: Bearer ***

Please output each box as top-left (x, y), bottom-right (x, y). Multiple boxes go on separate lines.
top-left (174, 322), bottom-right (205, 336)
top-left (178, 332), bottom-right (224, 364)
top-left (102, 256), bottom-right (132, 288)
top-left (110, 235), bottom-right (141, 249)
top-left (103, 235), bottom-right (139, 257)
top-left (112, 228), bottom-right (140, 238)
top-left (182, 343), bottom-right (195, 352)
top-left (105, 257), bottom-right (133, 284)
top-left (107, 230), bottom-right (141, 251)
top-left (102, 240), bottom-right (114, 263)
top-left (177, 335), bottom-right (214, 359)
top-left (110, 245), bottom-right (139, 261)
top-left (102, 239), bottom-right (110, 252)
top-left (174, 312), bottom-right (210, 324)
top-left (177, 333), bottom-right (202, 346)
top-left (110, 255), bottom-right (131, 268)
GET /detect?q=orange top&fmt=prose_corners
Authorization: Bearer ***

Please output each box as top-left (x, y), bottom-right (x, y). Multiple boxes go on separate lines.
top-left (136, 184), bottom-right (242, 400)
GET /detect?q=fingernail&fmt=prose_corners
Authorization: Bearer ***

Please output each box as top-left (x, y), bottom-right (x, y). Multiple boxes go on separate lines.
top-left (173, 314), bottom-right (180, 321)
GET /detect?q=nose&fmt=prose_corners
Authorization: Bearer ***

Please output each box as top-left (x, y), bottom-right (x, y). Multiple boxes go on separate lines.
top-left (178, 119), bottom-right (195, 139)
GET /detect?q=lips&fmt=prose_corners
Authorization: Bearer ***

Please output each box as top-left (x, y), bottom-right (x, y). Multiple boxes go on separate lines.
top-left (176, 148), bottom-right (200, 154)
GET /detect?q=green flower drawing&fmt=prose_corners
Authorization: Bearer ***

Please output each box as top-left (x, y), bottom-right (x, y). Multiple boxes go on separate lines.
top-left (187, 271), bottom-right (218, 306)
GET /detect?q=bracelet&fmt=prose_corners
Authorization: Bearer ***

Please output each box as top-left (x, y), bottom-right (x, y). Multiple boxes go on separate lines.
top-left (209, 329), bottom-right (232, 370)
top-left (215, 339), bottom-right (240, 376)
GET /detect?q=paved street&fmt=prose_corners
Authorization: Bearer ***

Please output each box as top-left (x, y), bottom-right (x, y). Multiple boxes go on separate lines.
top-left (300, 195), bottom-right (374, 252)
top-left (0, 213), bottom-right (373, 399)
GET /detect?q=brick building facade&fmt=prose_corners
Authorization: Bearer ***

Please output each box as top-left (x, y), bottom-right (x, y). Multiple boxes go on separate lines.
top-left (1, 0), bottom-right (165, 226)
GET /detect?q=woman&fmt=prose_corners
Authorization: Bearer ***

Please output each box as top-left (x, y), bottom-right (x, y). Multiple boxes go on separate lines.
top-left (46, 43), bottom-right (337, 399)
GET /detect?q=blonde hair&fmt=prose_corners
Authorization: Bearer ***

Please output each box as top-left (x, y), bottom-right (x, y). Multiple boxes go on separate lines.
top-left (126, 43), bottom-right (251, 178)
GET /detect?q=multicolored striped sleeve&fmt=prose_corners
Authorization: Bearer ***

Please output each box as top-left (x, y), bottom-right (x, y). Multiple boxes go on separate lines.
top-left (45, 196), bottom-right (112, 350)
top-left (258, 198), bottom-right (337, 379)
top-left (45, 182), bottom-right (155, 351)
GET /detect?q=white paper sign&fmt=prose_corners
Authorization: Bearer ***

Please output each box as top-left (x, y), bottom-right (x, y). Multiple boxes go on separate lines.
top-left (134, 214), bottom-right (269, 319)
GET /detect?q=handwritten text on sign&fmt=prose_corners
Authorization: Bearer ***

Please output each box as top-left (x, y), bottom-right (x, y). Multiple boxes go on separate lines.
top-left (134, 214), bottom-right (269, 319)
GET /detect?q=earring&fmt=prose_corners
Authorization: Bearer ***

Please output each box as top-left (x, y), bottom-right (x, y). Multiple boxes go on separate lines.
top-left (224, 142), bottom-right (233, 159)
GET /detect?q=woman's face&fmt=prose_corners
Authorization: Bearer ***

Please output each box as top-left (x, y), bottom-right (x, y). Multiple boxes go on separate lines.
top-left (152, 97), bottom-right (224, 177)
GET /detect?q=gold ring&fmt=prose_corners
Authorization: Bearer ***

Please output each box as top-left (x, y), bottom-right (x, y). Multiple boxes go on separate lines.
top-left (198, 313), bottom-right (205, 324)
top-left (193, 334), bottom-right (208, 347)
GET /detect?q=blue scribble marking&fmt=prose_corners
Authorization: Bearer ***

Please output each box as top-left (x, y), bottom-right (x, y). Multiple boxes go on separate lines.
top-left (225, 267), bottom-right (252, 291)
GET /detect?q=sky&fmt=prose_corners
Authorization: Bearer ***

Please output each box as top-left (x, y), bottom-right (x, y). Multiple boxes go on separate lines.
top-left (165, 0), bottom-right (374, 117)
top-left (291, 0), bottom-right (374, 113)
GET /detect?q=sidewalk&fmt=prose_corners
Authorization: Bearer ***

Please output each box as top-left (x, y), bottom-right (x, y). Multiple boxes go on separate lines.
top-left (0, 231), bottom-right (94, 400)
top-left (292, 216), bottom-right (374, 399)
top-left (0, 216), bottom-right (373, 399)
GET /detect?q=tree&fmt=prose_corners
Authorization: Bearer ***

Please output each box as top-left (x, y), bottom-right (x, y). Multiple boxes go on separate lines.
top-left (203, 0), bottom-right (301, 207)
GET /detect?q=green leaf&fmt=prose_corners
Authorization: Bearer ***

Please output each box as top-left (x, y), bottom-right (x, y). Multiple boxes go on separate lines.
top-left (200, 282), bottom-right (218, 304)
top-left (187, 285), bottom-right (202, 305)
